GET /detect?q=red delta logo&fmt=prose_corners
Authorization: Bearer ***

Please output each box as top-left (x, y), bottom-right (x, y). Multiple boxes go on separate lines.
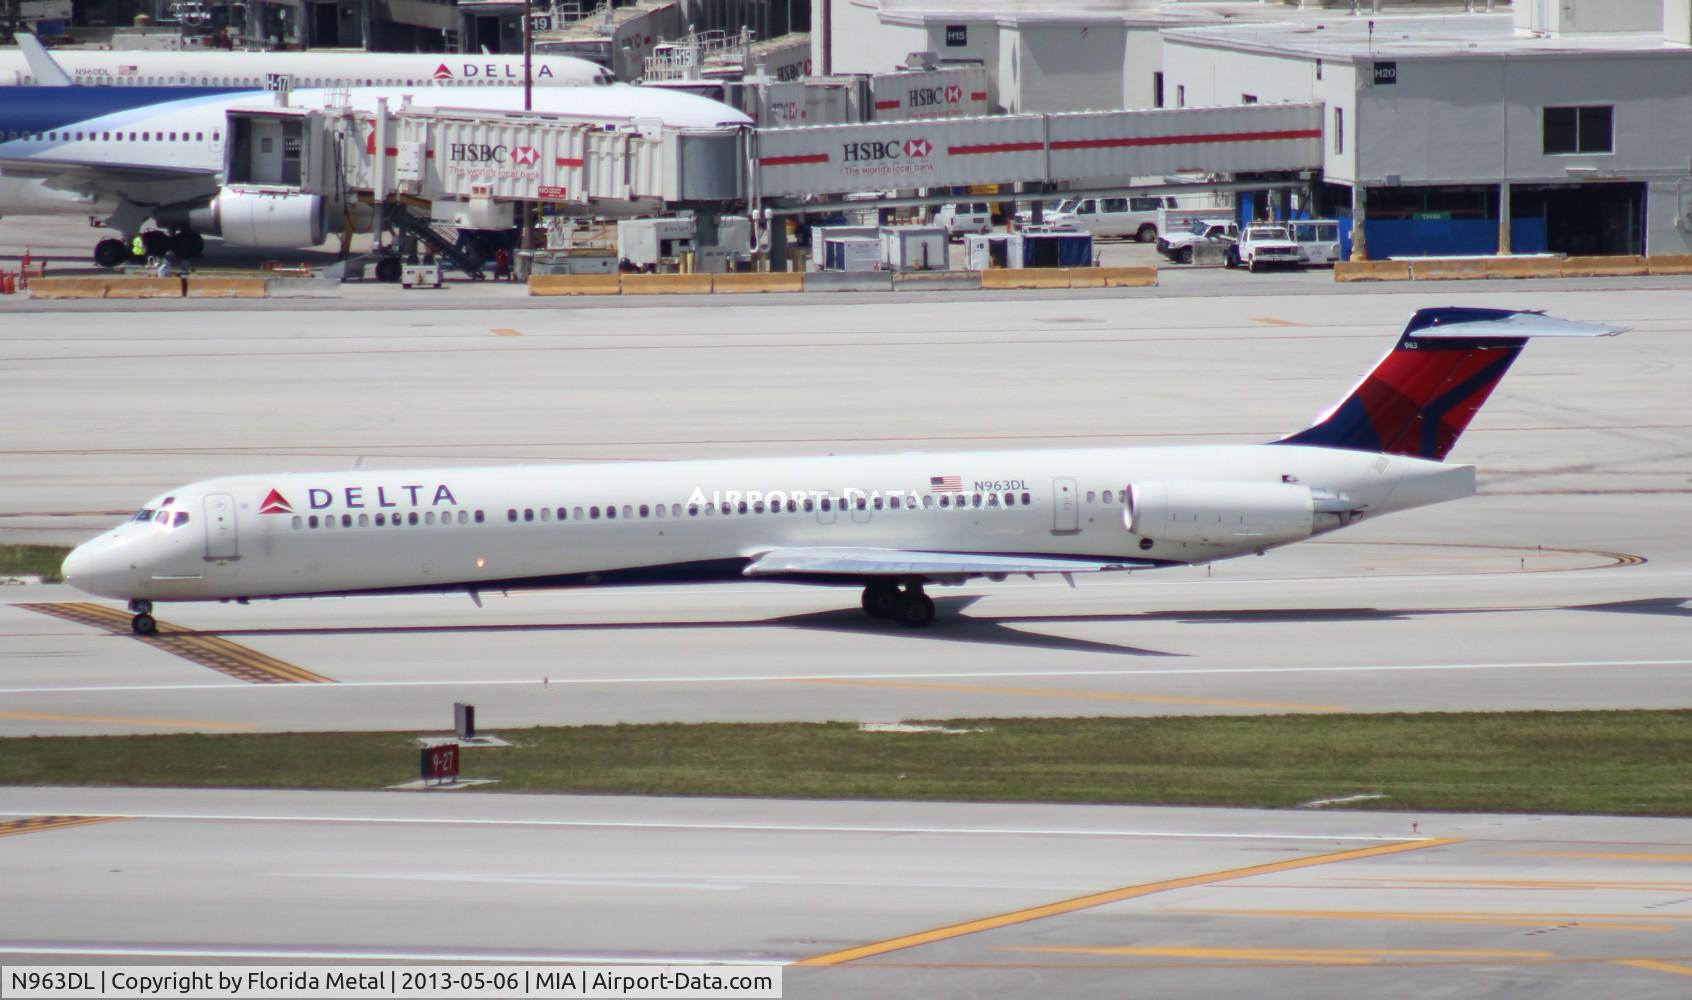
top-left (258, 489), bottom-right (293, 515)
top-left (433, 63), bottom-right (453, 80)
top-left (511, 146), bottom-right (540, 166)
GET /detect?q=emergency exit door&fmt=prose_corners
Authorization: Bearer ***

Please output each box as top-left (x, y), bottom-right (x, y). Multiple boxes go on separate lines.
top-left (203, 493), bottom-right (239, 560)
top-left (1052, 478), bottom-right (1079, 534)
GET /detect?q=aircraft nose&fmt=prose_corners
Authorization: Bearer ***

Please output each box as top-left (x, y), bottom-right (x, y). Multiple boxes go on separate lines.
top-left (60, 537), bottom-right (123, 597)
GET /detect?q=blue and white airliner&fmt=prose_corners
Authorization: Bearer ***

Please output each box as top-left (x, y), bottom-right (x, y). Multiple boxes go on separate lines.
top-left (61, 308), bottom-right (1620, 632)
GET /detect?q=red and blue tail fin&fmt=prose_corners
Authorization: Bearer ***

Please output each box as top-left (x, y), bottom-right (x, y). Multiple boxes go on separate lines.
top-left (1277, 307), bottom-right (1622, 461)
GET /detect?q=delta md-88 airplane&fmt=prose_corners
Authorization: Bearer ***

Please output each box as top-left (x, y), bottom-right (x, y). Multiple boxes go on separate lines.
top-left (62, 308), bottom-right (1620, 633)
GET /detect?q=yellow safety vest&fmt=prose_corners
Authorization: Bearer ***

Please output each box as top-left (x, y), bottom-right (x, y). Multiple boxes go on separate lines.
top-left (131, 236), bottom-right (146, 256)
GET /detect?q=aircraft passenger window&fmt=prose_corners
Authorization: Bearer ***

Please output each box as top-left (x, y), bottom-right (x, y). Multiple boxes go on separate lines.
top-left (786, 499), bottom-right (797, 512)
top-left (459, 511), bottom-right (469, 524)
top-left (1086, 491), bottom-right (1096, 503)
top-left (988, 494), bottom-right (1000, 507)
top-left (737, 501), bottom-right (748, 514)
top-left (1021, 492), bottom-right (1031, 505)
top-left (573, 507), bottom-right (584, 520)
top-left (607, 506), bottom-right (617, 519)
top-left (308, 516), bottom-right (319, 528)
top-left (688, 505), bottom-right (699, 516)
top-left (753, 501), bottom-right (765, 514)
top-left (671, 504), bottom-right (682, 518)
top-left (291, 516), bottom-right (302, 529)
top-left (103, 132), bottom-right (110, 141)
top-left (639, 504), bottom-right (649, 518)
top-left (1103, 490), bottom-right (1115, 504)
top-left (655, 505), bottom-right (665, 519)
top-left (475, 510), bottom-right (485, 523)
top-left (872, 497), bottom-right (883, 510)
top-left (1003, 493), bottom-right (1014, 506)
top-left (590, 506), bottom-right (600, 519)
top-left (408, 512), bottom-right (419, 525)
top-left (821, 498), bottom-right (831, 512)
top-left (324, 517), bottom-right (335, 529)
top-left (129, 133), bottom-right (136, 141)
top-left (973, 495), bottom-right (983, 508)
top-left (375, 513), bottom-right (386, 526)
top-left (622, 505), bottom-right (633, 519)
top-left (803, 498), bottom-right (814, 512)
top-left (539, 508), bottom-right (551, 522)
top-left (426, 512), bottom-right (437, 525)
top-left (169, 132), bottom-right (176, 141)
top-left (507, 509), bottom-right (517, 522)
top-left (143, 132), bottom-right (150, 141)
top-left (358, 514), bottom-right (369, 527)
top-left (523, 509), bottom-right (534, 522)
top-left (342, 514), bottom-right (353, 527)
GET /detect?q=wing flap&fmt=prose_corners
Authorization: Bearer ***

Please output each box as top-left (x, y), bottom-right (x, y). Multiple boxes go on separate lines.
top-left (743, 547), bottom-right (1155, 579)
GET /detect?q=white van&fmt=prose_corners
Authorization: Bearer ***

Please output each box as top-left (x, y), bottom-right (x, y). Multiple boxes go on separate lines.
top-left (1288, 219), bottom-right (1343, 265)
top-left (933, 202), bottom-right (993, 238)
top-left (1045, 195), bottom-right (1179, 242)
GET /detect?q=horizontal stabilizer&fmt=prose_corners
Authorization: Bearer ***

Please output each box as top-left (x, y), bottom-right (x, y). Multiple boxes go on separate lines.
top-left (1409, 312), bottom-right (1625, 339)
top-left (744, 547), bottom-right (1155, 579)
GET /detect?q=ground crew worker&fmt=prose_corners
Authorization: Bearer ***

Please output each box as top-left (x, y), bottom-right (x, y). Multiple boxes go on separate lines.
top-left (130, 234), bottom-right (146, 259)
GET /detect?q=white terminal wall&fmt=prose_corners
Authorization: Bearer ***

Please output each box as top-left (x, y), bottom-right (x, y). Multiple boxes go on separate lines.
top-left (996, 21), bottom-right (1128, 114)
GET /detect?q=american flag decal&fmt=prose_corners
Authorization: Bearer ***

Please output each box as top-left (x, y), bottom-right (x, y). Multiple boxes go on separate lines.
top-left (929, 475), bottom-right (962, 492)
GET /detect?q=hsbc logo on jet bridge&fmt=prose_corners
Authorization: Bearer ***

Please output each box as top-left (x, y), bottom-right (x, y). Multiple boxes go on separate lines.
top-left (907, 85), bottom-right (964, 108)
top-left (841, 137), bottom-right (934, 162)
top-left (446, 144), bottom-right (543, 181)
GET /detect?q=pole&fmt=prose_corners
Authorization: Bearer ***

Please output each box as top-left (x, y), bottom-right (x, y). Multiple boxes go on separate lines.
top-left (520, 0), bottom-right (535, 257)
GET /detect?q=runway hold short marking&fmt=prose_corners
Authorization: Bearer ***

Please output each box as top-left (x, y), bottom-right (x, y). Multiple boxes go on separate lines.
top-left (18, 603), bottom-right (334, 685)
top-left (0, 815), bottom-right (124, 839)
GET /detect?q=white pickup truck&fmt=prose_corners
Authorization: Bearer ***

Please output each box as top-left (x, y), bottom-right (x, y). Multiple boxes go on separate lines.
top-left (1228, 223), bottom-right (1303, 272)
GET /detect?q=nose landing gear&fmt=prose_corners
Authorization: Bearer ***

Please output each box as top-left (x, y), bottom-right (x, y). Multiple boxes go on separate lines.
top-left (860, 581), bottom-right (935, 628)
top-left (128, 599), bottom-right (157, 636)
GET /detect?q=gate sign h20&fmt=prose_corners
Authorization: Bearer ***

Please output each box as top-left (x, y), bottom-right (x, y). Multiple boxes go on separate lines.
top-left (1373, 61), bottom-right (1398, 85)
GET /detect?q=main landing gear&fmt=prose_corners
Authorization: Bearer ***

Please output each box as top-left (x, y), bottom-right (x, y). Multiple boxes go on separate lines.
top-left (92, 230), bottom-right (206, 269)
top-left (861, 581), bottom-right (935, 629)
top-left (128, 599), bottom-right (157, 636)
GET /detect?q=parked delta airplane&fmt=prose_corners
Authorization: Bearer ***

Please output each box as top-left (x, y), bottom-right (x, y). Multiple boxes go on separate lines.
top-left (0, 45), bottom-right (613, 88)
top-left (62, 308), bottom-right (1620, 633)
top-left (0, 52), bottom-right (751, 265)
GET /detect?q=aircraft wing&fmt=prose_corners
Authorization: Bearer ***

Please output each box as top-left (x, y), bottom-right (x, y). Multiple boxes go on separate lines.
top-left (743, 547), bottom-right (1157, 580)
top-left (0, 157), bottom-right (214, 183)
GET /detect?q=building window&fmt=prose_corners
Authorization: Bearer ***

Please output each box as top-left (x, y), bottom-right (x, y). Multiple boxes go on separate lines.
top-left (1543, 106), bottom-right (1612, 154)
top-left (1153, 71), bottom-right (1164, 108)
top-left (1176, 84), bottom-right (1185, 108)
top-left (1334, 107), bottom-right (1344, 155)
top-left (1241, 94), bottom-right (1258, 105)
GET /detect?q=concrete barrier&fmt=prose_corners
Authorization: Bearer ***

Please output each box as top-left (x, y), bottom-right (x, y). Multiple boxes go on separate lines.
top-left (801, 271), bottom-right (895, 293)
top-left (26, 277), bottom-right (114, 299)
top-left (892, 270), bottom-right (982, 291)
top-left (1408, 258), bottom-right (1491, 281)
top-left (528, 274), bottom-right (622, 296)
top-left (101, 277), bottom-right (186, 299)
top-left (1096, 266), bottom-right (1158, 287)
top-left (1333, 260), bottom-right (1412, 282)
top-left (1562, 255), bottom-right (1647, 278)
top-left (1481, 257), bottom-right (1562, 279)
top-left (1647, 254), bottom-right (1692, 275)
top-left (186, 276), bottom-right (268, 298)
top-left (980, 268), bottom-right (1072, 289)
top-left (620, 273), bottom-right (714, 295)
top-left (711, 272), bottom-right (804, 294)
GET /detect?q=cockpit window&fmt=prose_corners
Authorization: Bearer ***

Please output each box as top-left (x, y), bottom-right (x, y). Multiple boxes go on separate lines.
top-left (133, 509), bottom-right (155, 522)
top-left (173, 512), bottom-right (190, 527)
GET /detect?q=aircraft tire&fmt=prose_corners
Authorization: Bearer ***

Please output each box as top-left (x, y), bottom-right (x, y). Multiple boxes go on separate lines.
top-left (141, 230), bottom-right (171, 257)
top-left (170, 231), bottom-right (206, 258)
top-left (896, 591), bottom-right (935, 629)
top-left (374, 257), bottom-right (403, 283)
top-left (131, 613), bottom-right (157, 636)
top-left (862, 581), bottom-right (899, 619)
top-left (94, 239), bottom-right (128, 269)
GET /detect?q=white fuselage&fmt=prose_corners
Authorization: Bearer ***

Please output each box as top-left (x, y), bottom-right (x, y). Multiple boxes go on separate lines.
top-left (63, 444), bottom-right (1474, 603)
top-left (0, 50), bottom-right (613, 88)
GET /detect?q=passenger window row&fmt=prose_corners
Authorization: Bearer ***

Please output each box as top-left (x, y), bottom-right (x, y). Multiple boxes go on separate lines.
top-left (5, 129), bottom-right (215, 143)
top-left (1084, 490), bottom-right (1121, 504)
top-left (500, 492), bottom-right (1037, 523)
top-left (290, 509), bottom-right (486, 529)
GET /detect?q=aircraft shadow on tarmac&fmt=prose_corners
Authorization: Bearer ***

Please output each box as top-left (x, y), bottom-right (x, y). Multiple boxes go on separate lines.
top-left (194, 595), bottom-right (1692, 658)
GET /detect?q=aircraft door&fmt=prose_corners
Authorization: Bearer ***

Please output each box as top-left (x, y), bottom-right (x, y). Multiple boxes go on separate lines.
top-left (203, 493), bottom-right (239, 560)
top-left (1051, 478), bottom-right (1079, 534)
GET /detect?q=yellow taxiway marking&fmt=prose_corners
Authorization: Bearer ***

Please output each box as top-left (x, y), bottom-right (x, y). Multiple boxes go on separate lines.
top-left (1616, 959), bottom-right (1692, 978)
top-left (491, 327), bottom-right (523, 337)
top-left (1002, 945), bottom-right (1554, 966)
top-left (794, 837), bottom-right (1459, 966)
top-left (1251, 316), bottom-right (1304, 327)
top-left (0, 815), bottom-right (125, 839)
top-left (0, 710), bottom-right (254, 730)
top-left (17, 603), bottom-right (334, 685)
top-left (1176, 908), bottom-right (1672, 932)
top-left (790, 677), bottom-right (1344, 713)
top-left (1337, 876), bottom-right (1692, 891)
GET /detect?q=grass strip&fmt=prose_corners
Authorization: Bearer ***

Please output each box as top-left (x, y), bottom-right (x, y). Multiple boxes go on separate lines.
top-left (3, 711), bottom-right (1690, 815)
top-left (0, 545), bottom-right (70, 582)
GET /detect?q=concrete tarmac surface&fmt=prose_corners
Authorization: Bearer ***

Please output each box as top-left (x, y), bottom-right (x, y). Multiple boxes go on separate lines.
top-left (3, 788), bottom-right (1692, 998)
top-left (3, 276), bottom-right (1691, 998)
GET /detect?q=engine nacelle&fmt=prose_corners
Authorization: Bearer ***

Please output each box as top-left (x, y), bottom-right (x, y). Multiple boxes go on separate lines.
top-left (1126, 481), bottom-right (1316, 549)
top-left (181, 188), bottom-right (327, 248)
